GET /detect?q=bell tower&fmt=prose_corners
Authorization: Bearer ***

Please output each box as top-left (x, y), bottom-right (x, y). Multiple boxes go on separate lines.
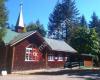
top-left (15, 2), bottom-right (25, 33)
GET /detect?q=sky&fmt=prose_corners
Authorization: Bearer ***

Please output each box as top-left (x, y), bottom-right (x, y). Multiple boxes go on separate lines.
top-left (6, 0), bottom-right (100, 30)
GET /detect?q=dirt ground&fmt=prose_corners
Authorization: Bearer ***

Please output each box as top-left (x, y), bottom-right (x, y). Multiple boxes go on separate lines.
top-left (0, 68), bottom-right (100, 80)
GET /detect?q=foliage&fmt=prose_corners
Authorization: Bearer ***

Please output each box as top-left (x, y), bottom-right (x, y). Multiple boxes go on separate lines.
top-left (70, 27), bottom-right (100, 56)
top-left (48, 0), bottom-right (79, 40)
top-left (48, 2), bottom-right (62, 36)
top-left (89, 12), bottom-right (100, 57)
top-left (70, 27), bottom-right (100, 65)
top-left (89, 12), bottom-right (100, 40)
top-left (26, 20), bottom-right (46, 37)
top-left (0, 0), bottom-right (8, 28)
top-left (80, 15), bottom-right (87, 27)
top-left (22, 27), bottom-right (27, 32)
top-left (0, 0), bottom-right (8, 42)
top-left (89, 12), bottom-right (99, 28)
top-left (61, 0), bottom-right (79, 21)
top-left (0, 27), bottom-right (6, 41)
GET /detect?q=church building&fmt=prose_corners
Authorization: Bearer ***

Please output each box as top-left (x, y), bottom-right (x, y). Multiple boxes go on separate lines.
top-left (0, 3), bottom-right (93, 74)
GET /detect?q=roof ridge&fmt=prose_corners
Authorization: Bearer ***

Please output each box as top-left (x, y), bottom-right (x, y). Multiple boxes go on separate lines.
top-left (44, 37), bottom-right (65, 42)
top-left (10, 31), bottom-right (37, 46)
top-left (44, 37), bottom-right (77, 53)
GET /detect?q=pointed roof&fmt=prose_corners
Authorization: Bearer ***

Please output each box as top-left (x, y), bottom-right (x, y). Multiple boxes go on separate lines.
top-left (16, 3), bottom-right (24, 28)
top-left (3, 29), bottom-right (77, 53)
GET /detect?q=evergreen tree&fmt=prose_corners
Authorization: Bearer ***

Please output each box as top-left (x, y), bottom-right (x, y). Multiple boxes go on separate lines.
top-left (26, 20), bottom-right (46, 37)
top-left (48, 2), bottom-right (62, 37)
top-left (89, 12), bottom-right (99, 28)
top-left (61, 0), bottom-right (79, 40)
top-left (36, 20), bottom-right (46, 37)
top-left (89, 12), bottom-right (100, 40)
top-left (26, 23), bottom-right (37, 32)
top-left (0, 0), bottom-right (8, 42)
top-left (96, 19), bottom-right (100, 37)
top-left (80, 15), bottom-right (87, 27)
top-left (48, 0), bottom-right (79, 40)
top-left (70, 27), bottom-right (100, 65)
top-left (61, 0), bottom-right (79, 21)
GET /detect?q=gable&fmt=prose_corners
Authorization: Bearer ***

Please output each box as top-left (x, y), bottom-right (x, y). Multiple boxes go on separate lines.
top-left (3, 29), bottom-right (77, 53)
top-left (9, 31), bottom-right (37, 46)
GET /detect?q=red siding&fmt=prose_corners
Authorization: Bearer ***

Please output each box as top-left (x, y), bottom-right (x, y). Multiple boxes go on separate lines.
top-left (48, 61), bottom-right (65, 68)
top-left (12, 37), bottom-right (45, 71)
top-left (9, 34), bottom-right (67, 72)
top-left (84, 58), bottom-right (93, 67)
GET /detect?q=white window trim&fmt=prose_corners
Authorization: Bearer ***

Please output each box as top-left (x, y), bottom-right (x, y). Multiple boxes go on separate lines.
top-left (65, 57), bottom-right (68, 61)
top-left (25, 47), bottom-right (39, 62)
top-left (48, 54), bottom-right (55, 61)
top-left (25, 48), bottom-right (32, 61)
top-left (58, 54), bottom-right (63, 61)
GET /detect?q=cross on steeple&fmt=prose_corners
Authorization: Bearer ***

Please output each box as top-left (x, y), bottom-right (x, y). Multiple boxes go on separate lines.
top-left (15, 1), bottom-right (25, 33)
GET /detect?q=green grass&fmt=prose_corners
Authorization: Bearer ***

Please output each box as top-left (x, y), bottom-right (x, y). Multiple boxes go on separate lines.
top-left (85, 78), bottom-right (95, 80)
top-left (80, 66), bottom-right (93, 69)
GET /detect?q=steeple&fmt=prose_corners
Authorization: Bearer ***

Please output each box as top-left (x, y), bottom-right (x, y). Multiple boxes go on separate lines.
top-left (15, 2), bottom-right (25, 33)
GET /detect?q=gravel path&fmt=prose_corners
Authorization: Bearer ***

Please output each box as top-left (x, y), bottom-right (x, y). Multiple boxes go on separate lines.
top-left (0, 74), bottom-right (85, 80)
top-left (0, 68), bottom-right (100, 80)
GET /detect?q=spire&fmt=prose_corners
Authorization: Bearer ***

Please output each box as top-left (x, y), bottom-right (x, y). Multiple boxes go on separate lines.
top-left (17, 2), bottom-right (24, 27)
top-left (15, 1), bottom-right (25, 32)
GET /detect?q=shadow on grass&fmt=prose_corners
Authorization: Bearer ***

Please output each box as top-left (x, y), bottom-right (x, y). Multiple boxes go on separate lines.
top-left (14, 69), bottom-right (100, 80)
top-left (85, 78), bottom-right (95, 80)
top-left (29, 69), bottom-right (100, 77)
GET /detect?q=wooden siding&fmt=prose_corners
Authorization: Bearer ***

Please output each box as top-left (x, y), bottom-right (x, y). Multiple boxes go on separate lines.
top-left (5, 34), bottom-right (72, 72)
top-left (12, 36), bottom-right (46, 71)
top-left (84, 58), bottom-right (93, 67)
top-left (48, 61), bottom-right (65, 68)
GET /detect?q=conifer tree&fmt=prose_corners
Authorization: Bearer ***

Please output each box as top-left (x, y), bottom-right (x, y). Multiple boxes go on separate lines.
top-left (89, 12), bottom-right (100, 39)
top-left (70, 27), bottom-right (100, 65)
top-left (26, 20), bottom-right (46, 37)
top-left (80, 15), bottom-right (87, 27)
top-left (48, 0), bottom-right (79, 40)
top-left (0, 0), bottom-right (8, 42)
top-left (89, 12), bottom-right (99, 28)
top-left (48, 2), bottom-right (62, 37)
top-left (61, 0), bottom-right (79, 22)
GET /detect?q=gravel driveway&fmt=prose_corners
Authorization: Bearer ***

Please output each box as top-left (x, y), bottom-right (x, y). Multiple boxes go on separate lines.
top-left (0, 74), bottom-right (85, 80)
top-left (0, 68), bottom-right (100, 80)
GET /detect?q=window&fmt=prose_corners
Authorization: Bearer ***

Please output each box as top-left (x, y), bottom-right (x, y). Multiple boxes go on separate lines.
top-left (48, 54), bottom-right (54, 61)
top-left (58, 54), bottom-right (63, 61)
top-left (25, 48), bottom-right (39, 61)
top-left (65, 57), bottom-right (68, 61)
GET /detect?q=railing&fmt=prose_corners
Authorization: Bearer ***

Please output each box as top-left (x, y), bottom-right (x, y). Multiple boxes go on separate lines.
top-left (64, 62), bottom-right (83, 68)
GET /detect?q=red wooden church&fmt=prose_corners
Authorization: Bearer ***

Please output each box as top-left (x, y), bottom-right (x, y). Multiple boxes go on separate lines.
top-left (1, 29), bottom-right (78, 73)
top-left (0, 3), bottom-right (93, 74)
top-left (0, 4), bottom-right (77, 73)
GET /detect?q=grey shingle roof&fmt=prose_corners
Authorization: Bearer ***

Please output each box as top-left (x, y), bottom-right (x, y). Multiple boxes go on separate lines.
top-left (9, 31), bottom-right (36, 46)
top-left (4, 29), bottom-right (77, 53)
top-left (44, 38), bottom-right (77, 53)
